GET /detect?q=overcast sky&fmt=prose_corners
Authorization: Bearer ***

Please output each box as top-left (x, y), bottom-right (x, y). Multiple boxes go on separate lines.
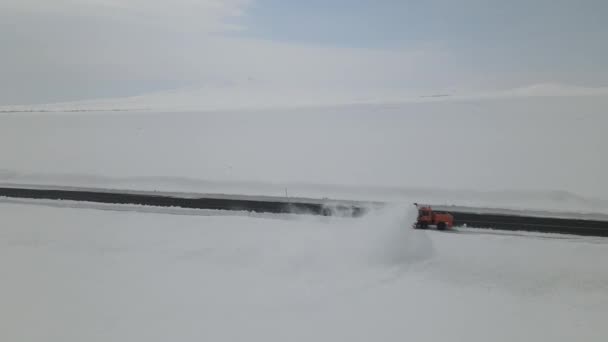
top-left (1, 0), bottom-right (607, 105)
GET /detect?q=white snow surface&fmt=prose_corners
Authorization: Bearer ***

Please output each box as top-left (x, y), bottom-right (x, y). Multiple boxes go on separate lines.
top-left (1, 97), bottom-right (608, 214)
top-left (1, 202), bottom-right (607, 341)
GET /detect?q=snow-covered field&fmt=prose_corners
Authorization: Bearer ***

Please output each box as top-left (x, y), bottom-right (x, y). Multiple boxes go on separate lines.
top-left (1, 202), bottom-right (607, 341)
top-left (1, 96), bottom-right (608, 215)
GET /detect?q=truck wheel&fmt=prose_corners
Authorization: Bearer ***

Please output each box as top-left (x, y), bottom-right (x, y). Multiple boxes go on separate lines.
top-left (437, 222), bottom-right (446, 230)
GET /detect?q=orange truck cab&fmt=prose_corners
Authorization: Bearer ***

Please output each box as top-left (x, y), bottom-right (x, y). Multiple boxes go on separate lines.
top-left (413, 204), bottom-right (454, 230)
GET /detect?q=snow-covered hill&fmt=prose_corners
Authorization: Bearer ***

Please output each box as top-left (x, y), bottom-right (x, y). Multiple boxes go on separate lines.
top-left (2, 83), bottom-right (607, 113)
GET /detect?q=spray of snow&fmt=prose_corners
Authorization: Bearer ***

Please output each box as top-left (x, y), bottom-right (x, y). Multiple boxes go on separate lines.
top-left (254, 203), bottom-right (434, 283)
top-left (338, 203), bottom-right (433, 267)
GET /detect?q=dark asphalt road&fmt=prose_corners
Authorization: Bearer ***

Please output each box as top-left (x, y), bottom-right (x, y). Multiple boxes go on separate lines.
top-left (1, 186), bottom-right (607, 237)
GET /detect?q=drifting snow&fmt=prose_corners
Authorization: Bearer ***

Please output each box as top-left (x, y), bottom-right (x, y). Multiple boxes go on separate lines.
top-left (1, 202), bottom-right (607, 341)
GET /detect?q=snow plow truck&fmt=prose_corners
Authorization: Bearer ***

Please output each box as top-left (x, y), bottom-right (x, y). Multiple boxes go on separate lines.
top-left (413, 204), bottom-right (454, 230)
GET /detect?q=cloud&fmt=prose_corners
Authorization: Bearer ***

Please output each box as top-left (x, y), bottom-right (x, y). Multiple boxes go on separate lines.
top-left (2, 0), bottom-right (253, 41)
top-left (0, 0), bottom-right (254, 104)
top-left (0, 0), bottom-right (456, 105)
top-left (2, 0), bottom-right (251, 27)
top-left (2, 1), bottom-right (604, 106)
